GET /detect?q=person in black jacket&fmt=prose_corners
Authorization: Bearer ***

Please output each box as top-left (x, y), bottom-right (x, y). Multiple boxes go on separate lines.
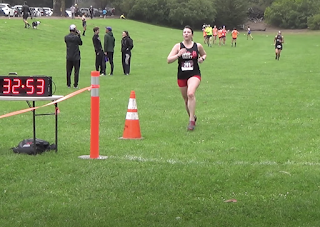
top-left (89, 6), bottom-right (94, 19)
top-left (64, 24), bottom-right (82, 88)
top-left (21, 1), bottom-right (31, 28)
top-left (92, 27), bottom-right (106, 76)
top-left (121, 31), bottom-right (134, 75)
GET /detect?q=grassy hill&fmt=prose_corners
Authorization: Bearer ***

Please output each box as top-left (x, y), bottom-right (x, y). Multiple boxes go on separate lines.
top-left (1, 17), bottom-right (320, 226)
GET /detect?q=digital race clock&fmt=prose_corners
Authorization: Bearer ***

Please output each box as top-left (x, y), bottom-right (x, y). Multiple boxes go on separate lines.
top-left (0, 76), bottom-right (52, 97)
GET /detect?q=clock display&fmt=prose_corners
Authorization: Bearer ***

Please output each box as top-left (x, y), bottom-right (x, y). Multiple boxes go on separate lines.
top-left (0, 76), bottom-right (52, 97)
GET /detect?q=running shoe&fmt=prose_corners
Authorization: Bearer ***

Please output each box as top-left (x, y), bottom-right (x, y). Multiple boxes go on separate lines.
top-left (187, 121), bottom-right (196, 131)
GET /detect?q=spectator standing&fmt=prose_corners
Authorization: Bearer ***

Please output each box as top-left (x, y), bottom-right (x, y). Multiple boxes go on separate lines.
top-left (102, 8), bottom-right (107, 18)
top-left (74, 4), bottom-right (79, 17)
top-left (21, 1), bottom-right (31, 28)
top-left (70, 5), bottom-right (75, 19)
top-left (121, 31), bottom-right (134, 75)
top-left (64, 24), bottom-right (82, 88)
top-left (104, 27), bottom-right (115, 75)
top-left (89, 6), bottom-right (94, 19)
top-left (92, 27), bottom-right (106, 76)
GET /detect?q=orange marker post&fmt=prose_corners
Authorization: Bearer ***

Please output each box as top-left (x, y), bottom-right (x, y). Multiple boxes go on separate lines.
top-left (79, 71), bottom-right (107, 160)
top-left (90, 71), bottom-right (100, 158)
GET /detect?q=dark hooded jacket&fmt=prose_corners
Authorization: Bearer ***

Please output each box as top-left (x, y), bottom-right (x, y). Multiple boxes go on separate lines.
top-left (104, 31), bottom-right (115, 52)
top-left (121, 36), bottom-right (133, 52)
top-left (64, 32), bottom-right (82, 61)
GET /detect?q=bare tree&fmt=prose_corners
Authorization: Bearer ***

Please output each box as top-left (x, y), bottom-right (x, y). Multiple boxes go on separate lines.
top-left (61, 0), bottom-right (65, 15)
top-left (53, 0), bottom-right (61, 16)
top-left (52, 0), bottom-right (66, 16)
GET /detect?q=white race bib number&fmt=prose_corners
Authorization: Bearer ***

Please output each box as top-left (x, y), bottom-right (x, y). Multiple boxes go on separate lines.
top-left (181, 60), bottom-right (193, 71)
top-left (277, 45), bottom-right (281, 48)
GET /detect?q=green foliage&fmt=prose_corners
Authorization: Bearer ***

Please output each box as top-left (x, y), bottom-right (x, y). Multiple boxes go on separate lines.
top-left (247, 0), bottom-right (276, 19)
top-left (248, 0), bottom-right (276, 10)
top-left (128, 0), bottom-right (171, 24)
top-left (307, 14), bottom-right (320, 30)
top-left (265, 0), bottom-right (320, 29)
top-left (167, 0), bottom-right (216, 27)
top-left (214, 0), bottom-right (249, 28)
top-left (128, 0), bottom-right (217, 28)
top-left (104, 0), bottom-right (216, 28)
top-left (117, 0), bottom-right (136, 15)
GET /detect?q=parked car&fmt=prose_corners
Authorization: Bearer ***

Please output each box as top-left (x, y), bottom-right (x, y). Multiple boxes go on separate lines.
top-left (31, 7), bottom-right (42, 17)
top-left (79, 8), bottom-right (90, 16)
top-left (0, 9), bottom-right (5, 16)
top-left (43, 7), bottom-right (53, 16)
top-left (12, 7), bottom-right (19, 17)
top-left (13, 5), bottom-right (22, 17)
top-left (29, 7), bottom-right (35, 16)
top-left (34, 7), bottom-right (44, 17)
top-left (65, 8), bottom-right (71, 17)
top-left (13, 5), bottom-right (22, 10)
top-left (0, 3), bottom-right (15, 16)
top-left (38, 7), bottom-right (44, 16)
top-left (93, 8), bottom-right (102, 17)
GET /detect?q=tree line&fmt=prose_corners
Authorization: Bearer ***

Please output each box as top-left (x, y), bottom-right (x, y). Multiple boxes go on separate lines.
top-left (103, 0), bottom-right (320, 30)
top-left (264, 0), bottom-right (320, 29)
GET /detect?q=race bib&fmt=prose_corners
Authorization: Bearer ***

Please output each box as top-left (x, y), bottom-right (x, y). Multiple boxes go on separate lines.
top-left (277, 45), bottom-right (281, 48)
top-left (181, 60), bottom-right (193, 71)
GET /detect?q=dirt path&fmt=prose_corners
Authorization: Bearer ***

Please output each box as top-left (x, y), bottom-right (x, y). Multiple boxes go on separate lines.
top-left (245, 21), bottom-right (310, 33)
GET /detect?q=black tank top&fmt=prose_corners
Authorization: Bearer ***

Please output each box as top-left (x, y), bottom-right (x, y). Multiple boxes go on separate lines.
top-left (275, 35), bottom-right (283, 45)
top-left (177, 42), bottom-right (201, 79)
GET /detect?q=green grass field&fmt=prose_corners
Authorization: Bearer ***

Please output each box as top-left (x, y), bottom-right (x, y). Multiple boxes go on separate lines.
top-left (1, 17), bottom-right (320, 226)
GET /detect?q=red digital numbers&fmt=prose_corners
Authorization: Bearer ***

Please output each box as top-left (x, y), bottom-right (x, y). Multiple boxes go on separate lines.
top-left (26, 79), bottom-right (44, 95)
top-left (2, 78), bottom-right (22, 94)
top-left (3, 78), bottom-right (11, 94)
top-left (37, 79), bottom-right (45, 95)
top-left (3, 78), bottom-right (45, 95)
top-left (0, 76), bottom-right (50, 96)
top-left (12, 79), bottom-right (21, 94)
top-left (26, 79), bottom-right (34, 94)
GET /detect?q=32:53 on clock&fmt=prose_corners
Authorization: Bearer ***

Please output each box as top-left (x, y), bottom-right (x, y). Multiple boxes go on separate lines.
top-left (0, 76), bottom-right (53, 97)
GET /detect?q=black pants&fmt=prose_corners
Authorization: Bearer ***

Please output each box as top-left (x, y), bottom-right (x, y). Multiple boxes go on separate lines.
top-left (122, 51), bottom-right (131, 74)
top-left (107, 52), bottom-right (114, 74)
top-left (66, 59), bottom-right (80, 87)
top-left (95, 51), bottom-right (106, 74)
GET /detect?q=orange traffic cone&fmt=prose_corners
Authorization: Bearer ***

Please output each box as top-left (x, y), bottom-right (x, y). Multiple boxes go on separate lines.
top-left (120, 91), bottom-right (143, 139)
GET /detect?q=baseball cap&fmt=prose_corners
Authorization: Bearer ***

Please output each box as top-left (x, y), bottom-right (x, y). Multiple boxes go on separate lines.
top-left (106, 27), bottom-right (112, 31)
top-left (69, 24), bottom-right (76, 31)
